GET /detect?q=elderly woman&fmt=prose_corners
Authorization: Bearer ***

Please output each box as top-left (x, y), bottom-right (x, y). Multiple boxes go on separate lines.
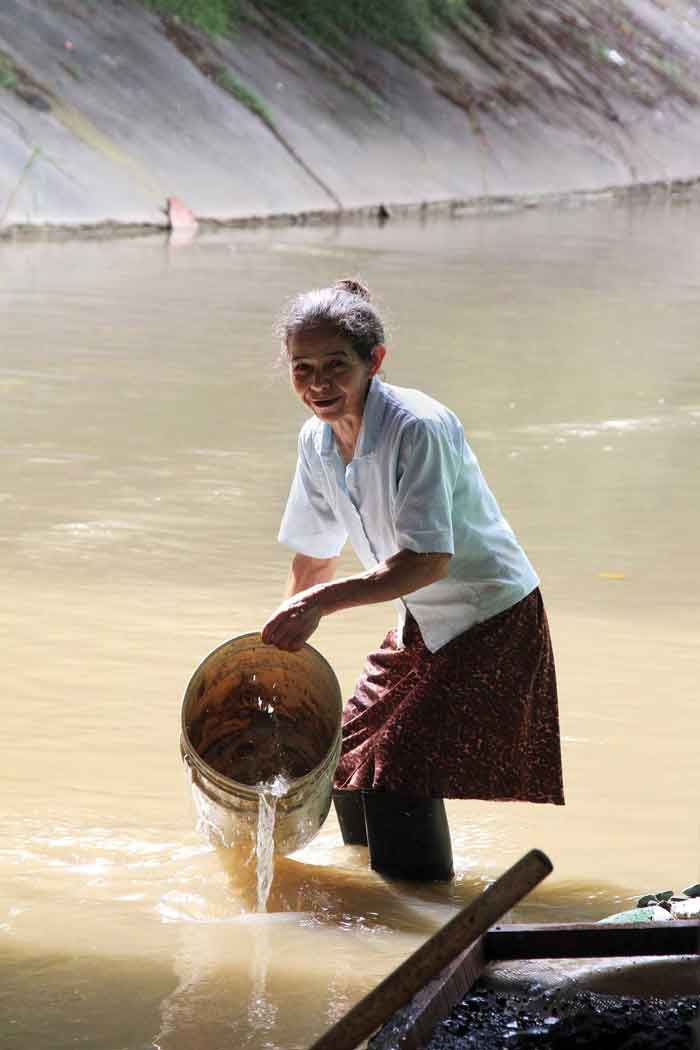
top-left (262, 279), bottom-right (564, 882)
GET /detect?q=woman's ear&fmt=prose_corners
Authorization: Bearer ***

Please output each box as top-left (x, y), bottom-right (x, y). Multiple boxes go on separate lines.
top-left (369, 344), bottom-right (386, 378)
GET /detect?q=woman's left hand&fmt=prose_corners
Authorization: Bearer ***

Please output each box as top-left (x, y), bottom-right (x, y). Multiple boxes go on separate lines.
top-left (261, 593), bottom-right (323, 651)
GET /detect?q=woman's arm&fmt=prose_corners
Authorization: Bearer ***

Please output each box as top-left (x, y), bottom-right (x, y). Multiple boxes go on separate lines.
top-left (261, 549), bottom-right (451, 651)
top-left (284, 553), bottom-right (338, 597)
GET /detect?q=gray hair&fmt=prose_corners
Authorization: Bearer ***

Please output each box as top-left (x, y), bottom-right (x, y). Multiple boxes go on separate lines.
top-left (279, 278), bottom-right (385, 362)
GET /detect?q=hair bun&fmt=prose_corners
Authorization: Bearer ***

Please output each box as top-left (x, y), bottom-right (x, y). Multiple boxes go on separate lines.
top-left (334, 277), bottom-right (371, 302)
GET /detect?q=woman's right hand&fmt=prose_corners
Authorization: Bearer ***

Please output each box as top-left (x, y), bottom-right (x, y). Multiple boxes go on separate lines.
top-left (261, 591), bottom-right (323, 652)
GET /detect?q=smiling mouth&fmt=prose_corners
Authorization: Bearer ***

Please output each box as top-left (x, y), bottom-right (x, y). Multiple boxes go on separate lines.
top-left (311, 396), bottom-right (341, 408)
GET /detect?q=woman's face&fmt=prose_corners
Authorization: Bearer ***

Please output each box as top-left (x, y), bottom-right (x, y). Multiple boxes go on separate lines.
top-left (287, 327), bottom-right (384, 424)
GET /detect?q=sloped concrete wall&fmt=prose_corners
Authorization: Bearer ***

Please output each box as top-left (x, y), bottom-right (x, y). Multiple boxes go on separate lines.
top-left (0, 0), bottom-right (699, 231)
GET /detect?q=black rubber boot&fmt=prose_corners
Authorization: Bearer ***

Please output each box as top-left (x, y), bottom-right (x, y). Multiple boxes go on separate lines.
top-left (332, 789), bottom-right (368, 846)
top-left (363, 791), bottom-right (454, 882)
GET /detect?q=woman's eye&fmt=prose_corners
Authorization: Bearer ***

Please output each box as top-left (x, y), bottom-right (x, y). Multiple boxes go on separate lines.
top-left (291, 358), bottom-right (348, 377)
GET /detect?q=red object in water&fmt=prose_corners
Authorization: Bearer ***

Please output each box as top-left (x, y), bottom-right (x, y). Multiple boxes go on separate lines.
top-left (166, 196), bottom-right (198, 230)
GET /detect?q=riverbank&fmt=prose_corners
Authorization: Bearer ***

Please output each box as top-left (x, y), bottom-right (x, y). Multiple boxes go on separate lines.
top-left (1, 0), bottom-right (700, 235)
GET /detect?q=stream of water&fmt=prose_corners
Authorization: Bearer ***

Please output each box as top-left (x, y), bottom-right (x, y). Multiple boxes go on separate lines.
top-left (1, 197), bottom-right (699, 1049)
top-left (255, 775), bottom-right (291, 913)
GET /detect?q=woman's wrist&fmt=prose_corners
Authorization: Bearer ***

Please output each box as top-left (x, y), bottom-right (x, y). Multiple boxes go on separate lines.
top-left (308, 575), bottom-right (372, 617)
top-left (295, 580), bottom-right (335, 619)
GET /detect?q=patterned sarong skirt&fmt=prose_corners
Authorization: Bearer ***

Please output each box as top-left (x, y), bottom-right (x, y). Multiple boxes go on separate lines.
top-left (333, 588), bottom-right (565, 803)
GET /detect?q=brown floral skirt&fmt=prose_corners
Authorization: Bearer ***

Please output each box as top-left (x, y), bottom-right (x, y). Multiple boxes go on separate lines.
top-left (333, 588), bottom-right (565, 803)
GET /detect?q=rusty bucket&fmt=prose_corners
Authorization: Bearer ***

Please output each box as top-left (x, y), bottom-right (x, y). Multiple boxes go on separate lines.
top-left (180, 632), bottom-right (343, 855)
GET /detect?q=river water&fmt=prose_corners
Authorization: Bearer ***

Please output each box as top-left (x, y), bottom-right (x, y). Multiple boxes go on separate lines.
top-left (1, 199), bottom-right (699, 1049)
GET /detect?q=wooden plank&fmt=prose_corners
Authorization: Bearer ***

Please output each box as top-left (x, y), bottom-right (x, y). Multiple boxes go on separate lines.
top-left (486, 920), bottom-right (700, 960)
top-left (367, 920), bottom-right (698, 1050)
top-left (306, 848), bottom-right (553, 1050)
top-left (368, 937), bottom-right (486, 1050)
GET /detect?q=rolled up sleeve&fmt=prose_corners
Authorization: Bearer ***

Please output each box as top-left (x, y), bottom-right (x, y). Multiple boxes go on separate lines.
top-left (394, 419), bottom-right (460, 555)
top-left (278, 436), bottom-right (347, 559)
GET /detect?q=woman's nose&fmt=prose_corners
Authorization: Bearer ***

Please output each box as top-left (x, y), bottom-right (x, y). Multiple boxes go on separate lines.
top-left (310, 367), bottom-right (331, 389)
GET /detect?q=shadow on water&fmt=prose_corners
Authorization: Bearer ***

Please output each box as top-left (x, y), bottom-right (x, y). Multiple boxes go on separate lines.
top-left (216, 843), bottom-right (639, 927)
top-left (404, 872), bottom-right (645, 923)
top-left (216, 845), bottom-right (442, 934)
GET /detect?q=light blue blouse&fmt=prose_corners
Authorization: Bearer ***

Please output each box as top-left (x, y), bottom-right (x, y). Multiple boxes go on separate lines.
top-left (278, 379), bottom-right (539, 652)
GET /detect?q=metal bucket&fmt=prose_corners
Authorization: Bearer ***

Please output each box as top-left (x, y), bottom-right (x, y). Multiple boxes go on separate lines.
top-left (180, 632), bottom-right (343, 855)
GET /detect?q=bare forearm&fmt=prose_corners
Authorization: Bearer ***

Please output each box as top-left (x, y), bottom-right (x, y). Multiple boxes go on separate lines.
top-left (315, 549), bottom-right (451, 616)
top-left (262, 549), bottom-right (450, 651)
top-left (285, 553), bottom-right (338, 598)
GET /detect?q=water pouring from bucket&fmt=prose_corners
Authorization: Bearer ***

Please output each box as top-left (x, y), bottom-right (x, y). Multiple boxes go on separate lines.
top-left (180, 633), bottom-right (343, 909)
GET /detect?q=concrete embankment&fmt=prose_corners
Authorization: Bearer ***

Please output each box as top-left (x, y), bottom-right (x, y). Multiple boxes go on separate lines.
top-left (1, 0), bottom-right (700, 234)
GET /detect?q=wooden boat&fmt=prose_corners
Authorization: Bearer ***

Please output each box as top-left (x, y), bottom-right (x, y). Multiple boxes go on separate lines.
top-left (306, 850), bottom-right (699, 1050)
top-left (368, 919), bottom-right (700, 1050)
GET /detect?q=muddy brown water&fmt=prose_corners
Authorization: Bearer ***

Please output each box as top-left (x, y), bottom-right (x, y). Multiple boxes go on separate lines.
top-left (188, 674), bottom-right (324, 784)
top-left (1, 200), bottom-right (699, 1049)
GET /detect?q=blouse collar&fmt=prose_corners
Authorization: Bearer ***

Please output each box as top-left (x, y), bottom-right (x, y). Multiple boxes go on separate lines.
top-left (318, 377), bottom-right (387, 461)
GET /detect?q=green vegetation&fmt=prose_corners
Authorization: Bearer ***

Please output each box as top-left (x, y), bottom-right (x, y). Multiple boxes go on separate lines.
top-left (256, 0), bottom-right (471, 56)
top-left (59, 61), bottom-right (83, 81)
top-left (141, 0), bottom-right (475, 51)
top-left (142, 0), bottom-right (238, 36)
top-left (0, 52), bottom-right (18, 91)
top-left (143, 4), bottom-right (277, 128)
top-left (140, 0), bottom-right (700, 133)
top-left (212, 65), bottom-right (275, 128)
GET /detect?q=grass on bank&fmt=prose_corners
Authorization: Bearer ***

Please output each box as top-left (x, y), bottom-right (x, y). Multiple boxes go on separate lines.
top-left (140, 0), bottom-right (700, 133)
top-left (253, 0), bottom-right (473, 56)
top-left (142, 0), bottom-right (237, 36)
top-left (0, 52), bottom-right (19, 90)
top-left (141, 0), bottom-right (475, 53)
top-left (212, 65), bottom-right (274, 127)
